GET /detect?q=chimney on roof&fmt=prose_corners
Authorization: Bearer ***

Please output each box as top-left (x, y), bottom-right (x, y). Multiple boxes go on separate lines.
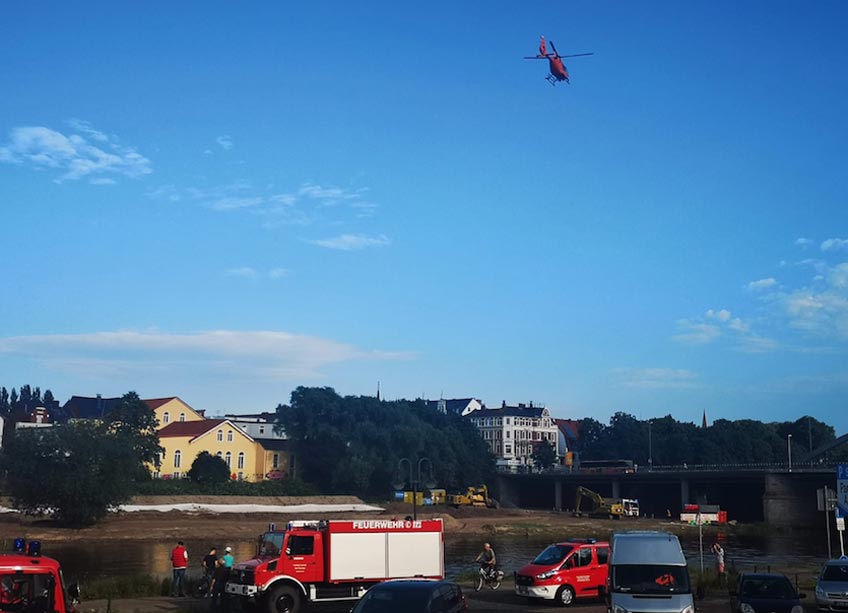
top-left (530, 401), bottom-right (534, 408)
top-left (96, 393), bottom-right (102, 415)
top-left (502, 400), bottom-right (506, 409)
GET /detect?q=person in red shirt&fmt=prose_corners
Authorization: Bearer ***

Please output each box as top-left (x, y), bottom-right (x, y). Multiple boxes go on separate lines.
top-left (170, 540), bottom-right (188, 597)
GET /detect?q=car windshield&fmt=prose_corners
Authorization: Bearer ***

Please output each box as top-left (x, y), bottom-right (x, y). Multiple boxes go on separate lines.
top-left (740, 577), bottom-right (796, 599)
top-left (821, 565), bottom-right (848, 582)
top-left (533, 544), bottom-right (574, 566)
top-left (612, 565), bottom-right (690, 594)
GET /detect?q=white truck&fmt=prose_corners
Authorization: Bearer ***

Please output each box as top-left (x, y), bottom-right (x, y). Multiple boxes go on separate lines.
top-left (226, 518), bottom-right (444, 613)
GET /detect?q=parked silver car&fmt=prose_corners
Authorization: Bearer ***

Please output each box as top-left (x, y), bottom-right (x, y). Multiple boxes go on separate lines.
top-left (815, 559), bottom-right (848, 612)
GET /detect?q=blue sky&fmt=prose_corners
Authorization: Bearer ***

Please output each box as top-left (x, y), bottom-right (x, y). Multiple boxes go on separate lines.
top-left (1, 1), bottom-right (847, 433)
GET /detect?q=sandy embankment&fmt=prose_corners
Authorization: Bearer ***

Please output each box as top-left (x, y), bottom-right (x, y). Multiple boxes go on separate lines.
top-left (0, 495), bottom-right (717, 543)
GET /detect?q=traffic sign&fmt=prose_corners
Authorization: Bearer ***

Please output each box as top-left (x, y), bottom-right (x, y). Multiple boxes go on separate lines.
top-left (838, 464), bottom-right (848, 519)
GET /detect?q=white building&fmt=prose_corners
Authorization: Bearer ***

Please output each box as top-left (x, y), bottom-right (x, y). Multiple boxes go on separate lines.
top-left (466, 402), bottom-right (560, 469)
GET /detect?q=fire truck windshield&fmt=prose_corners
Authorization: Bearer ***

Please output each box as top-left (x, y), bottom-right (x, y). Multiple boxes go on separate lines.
top-left (0, 572), bottom-right (54, 613)
top-left (259, 532), bottom-right (284, 557)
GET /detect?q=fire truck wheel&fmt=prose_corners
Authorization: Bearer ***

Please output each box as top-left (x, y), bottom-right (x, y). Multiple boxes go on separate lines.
top-left (266, 585), bottom-right (302, 613)
top-left (556, 585), bottom-right (575, 607)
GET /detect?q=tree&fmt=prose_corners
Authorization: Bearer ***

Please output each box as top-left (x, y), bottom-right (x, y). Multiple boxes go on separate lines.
top-left (275, 387), bottom-right (494, 496)
top-left (0, 421), bottom-right (138, 526)
top-left (187, 452), bottom-right (230, 484)
top-left (102, 391), bottom-right (163, 473)
top-left (531, 441), bottom-right (557, 470)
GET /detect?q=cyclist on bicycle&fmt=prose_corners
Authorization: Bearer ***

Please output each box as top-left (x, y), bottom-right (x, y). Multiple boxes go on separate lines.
top-left (475, 542), bottom-right (497, 579)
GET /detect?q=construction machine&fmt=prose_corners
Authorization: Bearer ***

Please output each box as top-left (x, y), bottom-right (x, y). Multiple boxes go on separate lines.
top-left (573, 485), bottom-right (625, 519)
top-left (447, 485), bottom-right (498, 508)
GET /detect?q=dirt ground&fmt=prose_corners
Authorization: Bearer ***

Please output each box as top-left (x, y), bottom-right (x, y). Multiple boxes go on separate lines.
top-left (0, 495), bottom-right (718, 543)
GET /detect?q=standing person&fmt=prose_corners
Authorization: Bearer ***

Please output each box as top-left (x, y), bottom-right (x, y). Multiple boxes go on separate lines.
top-left (475, 542), bottom-right (496, 579)
top-left (209, 558), bottom-right (229, 606)
top-left (222, 546), bottom-right (235, 569)
top-left (170, 540), bottom-right (188, 597)
top-left (201, 547), bottom-right (218, 597)
top-left (711, 542), bottom-right (726, 581)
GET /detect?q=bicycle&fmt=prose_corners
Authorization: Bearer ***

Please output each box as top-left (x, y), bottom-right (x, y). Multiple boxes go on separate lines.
top-left (192, 573), bottom-right (212, 599)
top-left (474, 565), bottom-right (504, 591)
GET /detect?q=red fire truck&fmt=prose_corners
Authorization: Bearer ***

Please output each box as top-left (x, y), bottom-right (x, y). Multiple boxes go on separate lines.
top-left (226, 518), bottom-right (444, 613)
top-left (0, 539), bottom-right (78, 613)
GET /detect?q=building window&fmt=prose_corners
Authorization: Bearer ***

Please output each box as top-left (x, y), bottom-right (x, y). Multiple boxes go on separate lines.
top-left (227, 430), bottom-right (234, 442)
top-left (217, 430), bottom-right (223, 442)
top-left (273, 453), bottom-right (280, 468)
top-left (163, 412), bottom-right (170, 424)
top-left (505, 445), bottom-right (512, 454)
top-left (507, 431), bottom-right (511, 438)
top-left (216, 451), bottom-right (223, 458)
top-left (225, 451), bottom-right (232, 467)
top-left (259, 425), bottom-right (265, 435)
top-left (174, 450), bottom-right (182, 468)
top-left (152, 471), bottom-right (160, 479)
top-left (179, 412), bottom-right (186, 422)
top-left (238, 452), bottom-right (245, 469)
top-left (173, 471), bottom-right (180, 479)
top-left (506, 418), bottom-right (510, 425)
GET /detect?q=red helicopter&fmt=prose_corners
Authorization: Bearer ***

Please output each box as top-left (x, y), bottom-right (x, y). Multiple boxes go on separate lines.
top-left (524, 36), bottom-right (593, 85)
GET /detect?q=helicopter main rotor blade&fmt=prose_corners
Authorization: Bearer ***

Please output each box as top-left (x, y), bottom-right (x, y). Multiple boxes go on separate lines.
top-left (523, 56), bottom-right (550, 60)
top-left (561, 53), bottom-right (594, 58)
top-left (549, 40), bottom-right (559, 58)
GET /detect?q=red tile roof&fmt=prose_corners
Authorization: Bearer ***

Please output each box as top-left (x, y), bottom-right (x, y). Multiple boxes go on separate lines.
top-left (145, 397), bottom-right (178, 410)
top-left (158, 419), bottom-right (225, 438)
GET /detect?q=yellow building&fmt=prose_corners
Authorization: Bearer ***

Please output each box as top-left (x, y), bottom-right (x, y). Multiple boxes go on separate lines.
top-left (156, 418), bottom-right (264, 481)
top-left (145, 397), bottom-right (205, 427)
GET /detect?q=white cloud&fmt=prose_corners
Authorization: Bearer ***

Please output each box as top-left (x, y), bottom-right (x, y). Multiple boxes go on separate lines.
top-left (821, 238), bottom-right (848, 252)
top-left (225, 267), bottom-right (258, 279)
top-left (795, 237), bottom-right (814, 247)
top-left (736, 335), bottom-right (780, 353)
top-left (90, 177), bottom-right (116, 186)
top-left (309, 233), bottom-right (391, 251)
top-left (0, 330), bottom-right (415, 381)
top-left (672, 320), bottom-right (722, 345)
top-left (268, 268), bottom-right (290, 279)
top-left (216, 135), bottom-right (234, 151)
top-left (211, 197), bottom-right (265, 211)
top-left (612, 368), bottom-right (699, 390)
top-left (747, 278), bottom-right (777, 291)
top-left (0, 124), bottom-right (152, 182)
top-left (706, 308), bottom-right (732, 322)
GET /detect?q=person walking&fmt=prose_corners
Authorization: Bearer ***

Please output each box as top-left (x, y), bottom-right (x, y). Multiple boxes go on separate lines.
top-left (170, 540), bottom-right (188, 597)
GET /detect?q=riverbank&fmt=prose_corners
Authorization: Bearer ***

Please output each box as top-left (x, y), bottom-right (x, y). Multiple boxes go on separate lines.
top-left (0, 495), bottom-right (793, 543)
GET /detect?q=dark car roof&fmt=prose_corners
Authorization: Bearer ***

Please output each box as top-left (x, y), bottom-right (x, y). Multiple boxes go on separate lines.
top-left (375, 580), bottom-right (455, 592)
top-left (740, 573), bottom-right (792, 580)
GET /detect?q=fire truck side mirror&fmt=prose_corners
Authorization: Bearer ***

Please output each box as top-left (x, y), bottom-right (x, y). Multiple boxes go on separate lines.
top-left (285, 547), bottom-right (291, 556)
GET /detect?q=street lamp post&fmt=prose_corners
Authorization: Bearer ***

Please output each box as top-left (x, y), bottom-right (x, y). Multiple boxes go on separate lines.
top-left (648, 420), bottom-right (653, 472)
top-left (393, 457), bottom-right (435, 521)
top-left (787, 434), bottom-right (793, 473)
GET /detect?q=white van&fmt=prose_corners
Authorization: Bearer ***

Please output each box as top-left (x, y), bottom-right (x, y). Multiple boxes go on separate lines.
top-left (607, 531), bottom-right (694, 613)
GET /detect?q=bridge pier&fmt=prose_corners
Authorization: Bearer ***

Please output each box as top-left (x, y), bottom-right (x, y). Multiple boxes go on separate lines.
top-left (555, 480), bottom-right (563, 511)
top-left (612, 480), bottom-right (621, 500)
top-left (762, 473), bottom-right (819, 527)
top-left (681, 479), bottom-right (690, 506)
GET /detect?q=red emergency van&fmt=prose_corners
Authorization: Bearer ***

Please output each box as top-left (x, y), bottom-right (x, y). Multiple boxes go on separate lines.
top-left (514, 538), bottom-right (610, 606)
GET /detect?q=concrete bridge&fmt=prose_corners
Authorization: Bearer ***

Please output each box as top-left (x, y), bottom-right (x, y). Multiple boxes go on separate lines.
top-left (495, 463), bottom-right (839, 526)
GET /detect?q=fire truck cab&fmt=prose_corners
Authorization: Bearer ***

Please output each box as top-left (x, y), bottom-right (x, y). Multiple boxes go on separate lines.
top-left (0, 540), bottom-right (77, 613)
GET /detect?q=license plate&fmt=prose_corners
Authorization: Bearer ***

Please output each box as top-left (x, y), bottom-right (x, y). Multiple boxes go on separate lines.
top-left (518, 586), bottom-right (529, 595)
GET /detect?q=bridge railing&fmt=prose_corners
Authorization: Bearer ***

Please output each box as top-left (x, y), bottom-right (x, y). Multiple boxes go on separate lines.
top-left (497, 460), bottom-right (836, 474)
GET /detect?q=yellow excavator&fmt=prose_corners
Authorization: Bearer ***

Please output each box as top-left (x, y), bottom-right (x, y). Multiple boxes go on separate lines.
top-left (573, 485), bottom-right (625, 519)
top-left (447, 485), bottom-right (499, 508)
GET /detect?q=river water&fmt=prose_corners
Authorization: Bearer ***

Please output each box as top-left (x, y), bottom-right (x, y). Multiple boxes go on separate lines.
top-left (44, 526), bottom-right (841, 585)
